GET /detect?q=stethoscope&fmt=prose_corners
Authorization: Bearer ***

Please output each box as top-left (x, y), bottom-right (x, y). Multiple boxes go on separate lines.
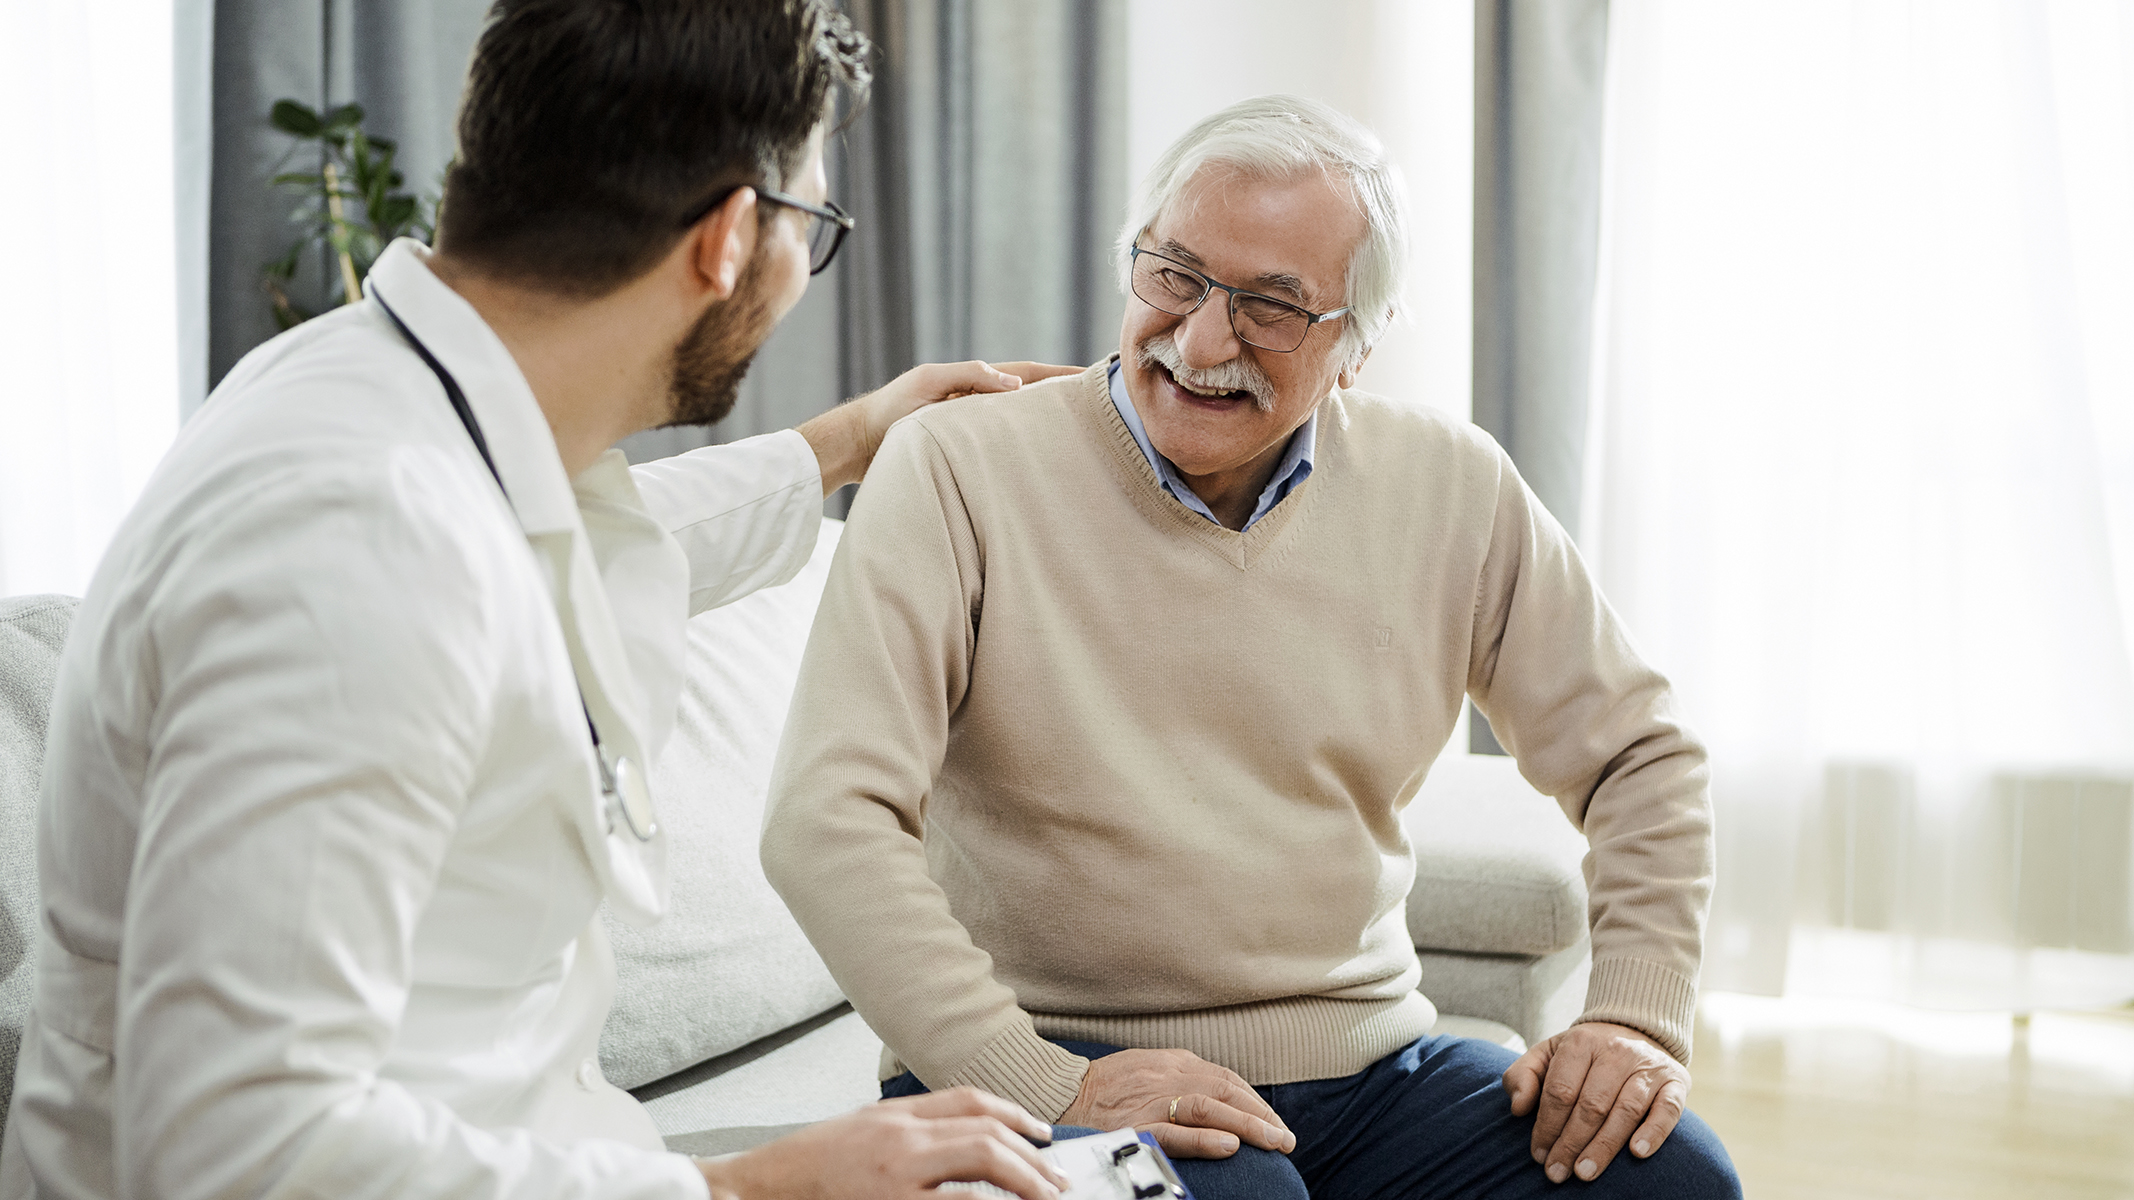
top-left (374, 290), bottom-right (660, 843)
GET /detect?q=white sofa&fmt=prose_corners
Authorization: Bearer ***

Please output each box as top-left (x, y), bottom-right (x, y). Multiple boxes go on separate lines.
top-left (0, 518), bottom-right (1591, 1157)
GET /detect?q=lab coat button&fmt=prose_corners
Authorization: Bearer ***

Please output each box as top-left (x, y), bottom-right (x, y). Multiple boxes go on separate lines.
top-left (576, 1058), bottom-right (601, 1091)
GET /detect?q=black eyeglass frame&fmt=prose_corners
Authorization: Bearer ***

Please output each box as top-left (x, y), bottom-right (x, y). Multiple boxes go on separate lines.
top-left (1127, 243), bottom-right (1351, 353)
top-left (679, 185), bottom-right (855, 276)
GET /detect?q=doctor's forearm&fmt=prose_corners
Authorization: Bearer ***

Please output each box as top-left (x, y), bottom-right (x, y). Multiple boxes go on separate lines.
top-left (795, 360), bottom-right (1033, 494)
top-left (795, 401), bottom-right (871, 496)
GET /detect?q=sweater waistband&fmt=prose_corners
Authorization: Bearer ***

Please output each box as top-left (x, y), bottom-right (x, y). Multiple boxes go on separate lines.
top-left (1025, 991), bottom-right (1439, 1088)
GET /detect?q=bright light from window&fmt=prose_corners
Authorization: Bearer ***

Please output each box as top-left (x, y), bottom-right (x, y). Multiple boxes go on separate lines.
top-left (0, 3), bottom-right (180, 598)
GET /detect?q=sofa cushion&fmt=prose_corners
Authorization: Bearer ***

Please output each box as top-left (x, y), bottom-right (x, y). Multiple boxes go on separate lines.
top-left (1404, 752), bottom-right (1589, 957)
top-left (0, 595), bottom-right (77, 1123)
top-left (1416, 939), bottom-right (1590, 1048)
top-left (600, 520), bottom-right (848, 1090)
top-left (639, 1006), bottom-right (884, 1148)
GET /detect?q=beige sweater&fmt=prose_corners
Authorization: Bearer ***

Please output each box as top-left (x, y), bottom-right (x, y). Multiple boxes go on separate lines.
top-left (763, 362), bottom-right (1712, 1122)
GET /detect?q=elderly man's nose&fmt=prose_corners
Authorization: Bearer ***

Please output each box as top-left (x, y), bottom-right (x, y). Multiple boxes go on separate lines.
top-left (1177, 297), bottom-right (1241, 366)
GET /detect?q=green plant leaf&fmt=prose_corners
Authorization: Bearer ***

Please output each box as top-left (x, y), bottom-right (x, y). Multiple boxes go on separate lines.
top-left (269, 99), bottom-right (322, 137)
top-left (374, 195), bottom-right (419, 233)
top-left (260, 95), bottom-right (440, 328)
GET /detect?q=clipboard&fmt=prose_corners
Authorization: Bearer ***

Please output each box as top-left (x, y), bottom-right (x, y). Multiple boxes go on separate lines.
top-left (944, 1127), bottom-right (1195, 1199)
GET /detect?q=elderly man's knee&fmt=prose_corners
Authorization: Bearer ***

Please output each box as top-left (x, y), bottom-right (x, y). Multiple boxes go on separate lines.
top-left (1641, 1111), bottom-right (1742, 1199)
top-left (1169, 1143), bottom-right (1309, 1200)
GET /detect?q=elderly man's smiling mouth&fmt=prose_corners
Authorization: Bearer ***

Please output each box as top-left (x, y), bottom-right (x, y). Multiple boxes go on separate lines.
top-left (1159, 362), bottom-right (1255, 406)
top-left (1137, 333), bottom-right (1276, 414)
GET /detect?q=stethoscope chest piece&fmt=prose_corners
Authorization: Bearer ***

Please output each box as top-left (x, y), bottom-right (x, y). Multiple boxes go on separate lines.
top-left (605, 754), bottom-right (659, 841)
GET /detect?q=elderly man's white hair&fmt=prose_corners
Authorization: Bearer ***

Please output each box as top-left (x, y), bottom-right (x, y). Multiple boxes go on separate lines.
top-left (1115, 94), bottom-right (1409, 368)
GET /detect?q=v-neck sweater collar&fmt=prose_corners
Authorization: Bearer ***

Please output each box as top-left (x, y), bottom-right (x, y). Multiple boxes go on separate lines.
top-left (1078, 358), bottom-right (1334, 570)
top-left (1105, 360), bottom-right (1318, 532)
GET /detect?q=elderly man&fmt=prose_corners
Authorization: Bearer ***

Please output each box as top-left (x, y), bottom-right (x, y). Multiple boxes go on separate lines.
top-left (763, 96), bottom-right (1740, 1199)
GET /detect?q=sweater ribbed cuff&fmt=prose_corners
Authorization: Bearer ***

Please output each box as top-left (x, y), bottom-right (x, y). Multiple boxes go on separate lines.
top-left (942, 1025), bottom-right (1090, 1123)
top-left (1578, 957), bottom-right (1699, 1064)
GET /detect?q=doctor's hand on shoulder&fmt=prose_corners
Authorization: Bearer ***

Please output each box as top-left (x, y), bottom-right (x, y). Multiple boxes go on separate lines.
top-left (696, 1088), bottom-right (1069, 1200)
top-left (799, 359), bottom-right (1083, 494)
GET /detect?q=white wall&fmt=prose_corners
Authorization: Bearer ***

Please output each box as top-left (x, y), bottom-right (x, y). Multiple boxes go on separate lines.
top-left (1124, 0), bottom-right (1474, 419)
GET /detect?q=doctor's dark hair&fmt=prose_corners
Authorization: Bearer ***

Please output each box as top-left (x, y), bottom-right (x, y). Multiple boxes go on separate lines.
top-left (435, 0), bottom-right (869, 297)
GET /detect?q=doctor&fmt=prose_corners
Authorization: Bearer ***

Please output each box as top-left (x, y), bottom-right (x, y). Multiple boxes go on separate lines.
top-left (0, 2), bottom-right (1071, 1198)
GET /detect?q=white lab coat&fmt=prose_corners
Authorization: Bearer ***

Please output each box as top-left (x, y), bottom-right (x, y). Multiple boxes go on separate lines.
top-left (0, 241), bottom-right (826, 1199)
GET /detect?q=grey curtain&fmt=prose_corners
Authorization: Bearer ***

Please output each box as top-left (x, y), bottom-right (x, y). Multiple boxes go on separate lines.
top-left (1470, 0), bottom-right (1611, 754)
top-left (207, 1), bottom-right (487, 398)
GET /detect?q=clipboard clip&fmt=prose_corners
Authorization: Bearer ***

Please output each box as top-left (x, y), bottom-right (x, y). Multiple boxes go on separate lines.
top-left (1110, 1140), bottom-right (1187, 1199)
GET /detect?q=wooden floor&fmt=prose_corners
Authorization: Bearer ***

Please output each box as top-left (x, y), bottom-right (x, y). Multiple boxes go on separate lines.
top-left (1687, 994), bottom-right (2134, 1199)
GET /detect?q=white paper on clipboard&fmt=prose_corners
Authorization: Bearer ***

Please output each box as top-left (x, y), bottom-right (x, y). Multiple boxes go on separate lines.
top-left (941, 1127), bottom-right (1193, 1199)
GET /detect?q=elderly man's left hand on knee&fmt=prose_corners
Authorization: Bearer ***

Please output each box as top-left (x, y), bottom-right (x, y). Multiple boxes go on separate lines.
top-left (1503, 1020), bottom-right (1690, 1184)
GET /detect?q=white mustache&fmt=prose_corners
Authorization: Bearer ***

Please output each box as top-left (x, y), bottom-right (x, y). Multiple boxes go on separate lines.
top-left (1136, 334), bottom-right (1275, 413)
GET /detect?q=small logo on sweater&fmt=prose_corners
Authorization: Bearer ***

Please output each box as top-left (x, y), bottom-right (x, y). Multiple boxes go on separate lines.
top-left (1373, 626), bottom-right (1393, 651)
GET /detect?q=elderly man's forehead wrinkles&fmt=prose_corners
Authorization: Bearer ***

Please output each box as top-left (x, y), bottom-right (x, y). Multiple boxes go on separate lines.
top-left (1155, 236), bottom-right (1206, 268)
top-left (1154, 236), bottom-right (1317, 307)
top-left (1249, 271), bottom-right (1311, 304)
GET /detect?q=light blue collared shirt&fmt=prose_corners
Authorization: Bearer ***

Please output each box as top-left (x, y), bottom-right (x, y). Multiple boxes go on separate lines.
top-left (1107, 360), bottom-right (1316, 531)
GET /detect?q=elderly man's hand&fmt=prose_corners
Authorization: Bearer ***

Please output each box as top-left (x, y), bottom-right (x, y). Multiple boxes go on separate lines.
top-left (1058, 1048), bottom-right (1296, 1160)
top-left (801, 360), bottom-right (1083, 494)
top-left (1504, 1020), bottom-right (1689, 1184)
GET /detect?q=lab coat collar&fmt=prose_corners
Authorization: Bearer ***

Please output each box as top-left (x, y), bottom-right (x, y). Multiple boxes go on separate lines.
top-left (362, 240), bottom-right (584, 538)
top-left (362, 239), bottom-right (673, 926)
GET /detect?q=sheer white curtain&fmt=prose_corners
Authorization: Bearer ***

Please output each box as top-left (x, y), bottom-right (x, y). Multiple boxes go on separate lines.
top-left (0, 2), bottom-right (182, 599)
top-left (1587, 0), bottom-right (2134, 1010)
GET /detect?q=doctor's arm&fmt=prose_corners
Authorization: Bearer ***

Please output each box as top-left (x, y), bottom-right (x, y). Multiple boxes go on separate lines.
top-left (793, 360), bottom-right (1079, 493)
top-left (116, 462), bottom-right (705, 1200)
top-left (630, 360), bottom-right (1076, 615)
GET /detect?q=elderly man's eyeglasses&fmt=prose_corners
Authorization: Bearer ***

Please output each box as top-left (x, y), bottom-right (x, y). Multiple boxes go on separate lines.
top-left (679, 186), bottom-right (855, 276)
top-left (1128, 244), bottom-right (1350, 353)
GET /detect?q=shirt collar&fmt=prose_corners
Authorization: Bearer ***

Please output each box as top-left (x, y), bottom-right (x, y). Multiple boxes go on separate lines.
top-left (1107, 359), bottom-right (1316, 530)
top-left (363, 238), bottom-right (590, 539)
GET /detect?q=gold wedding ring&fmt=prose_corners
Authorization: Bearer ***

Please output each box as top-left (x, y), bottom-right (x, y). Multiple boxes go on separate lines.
top-left (1169, 1096), bottom-right (1181, 1123)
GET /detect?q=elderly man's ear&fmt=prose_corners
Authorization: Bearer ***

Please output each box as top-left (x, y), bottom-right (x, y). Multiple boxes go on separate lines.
top-left (1339, 345), bottom-right (1373, 390)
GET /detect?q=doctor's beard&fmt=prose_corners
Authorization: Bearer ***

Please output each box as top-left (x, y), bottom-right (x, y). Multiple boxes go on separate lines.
top-left (662, 247), bottom-right (778, 429)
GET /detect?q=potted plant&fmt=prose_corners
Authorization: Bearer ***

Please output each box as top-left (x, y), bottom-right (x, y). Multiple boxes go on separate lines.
top-left (262, 99), bottom-right (437, 330)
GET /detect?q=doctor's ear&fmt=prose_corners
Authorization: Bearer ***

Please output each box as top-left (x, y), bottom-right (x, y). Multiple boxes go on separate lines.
top-left (686, 186), bottom-right (760, 300)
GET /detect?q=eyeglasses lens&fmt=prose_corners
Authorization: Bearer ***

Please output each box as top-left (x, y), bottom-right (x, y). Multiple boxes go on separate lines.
top-left (1131, 250), bottom-right (1311, 352)
top-left (1232, 296), bottom-right (1309, 352)
top-left (1132, 254), bottom-right (1205, 313)
top-left (808, 215), bottom-right (839, 274)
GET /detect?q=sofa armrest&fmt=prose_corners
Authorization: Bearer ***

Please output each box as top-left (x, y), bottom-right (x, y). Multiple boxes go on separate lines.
top-left (1403, 752), bottom-right (1589, 957)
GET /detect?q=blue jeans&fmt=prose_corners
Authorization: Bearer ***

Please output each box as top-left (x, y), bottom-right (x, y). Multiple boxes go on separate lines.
top-left (884, 1036), bottom-right (1741, 1200)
